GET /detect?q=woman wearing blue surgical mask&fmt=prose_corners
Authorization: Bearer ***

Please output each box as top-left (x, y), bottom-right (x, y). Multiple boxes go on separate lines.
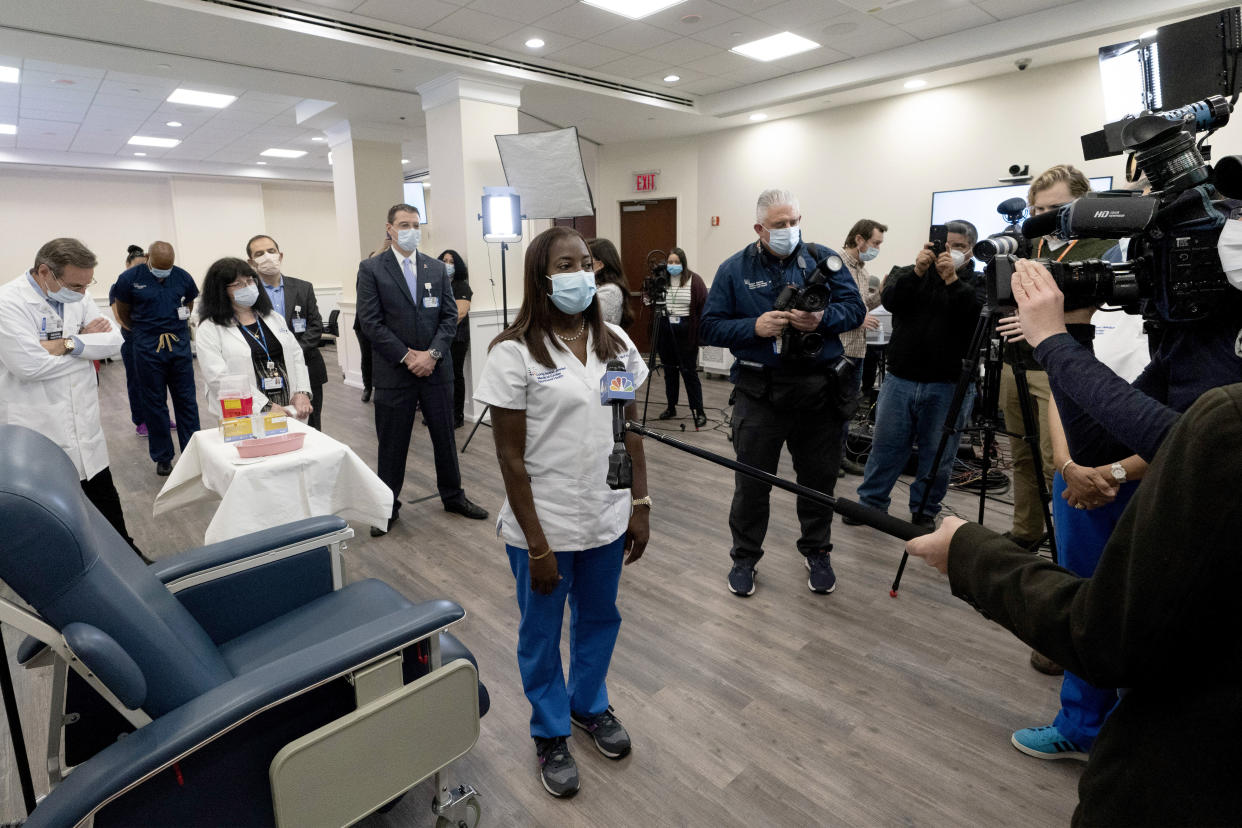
top-left (474, 226), bottom-right (651, 799)
top-left (195, 258), bottom-right (313, 423)
top-left (654, 247), bottom-right (709, 428)
top-left (586, 237), bottom-right (634, 329)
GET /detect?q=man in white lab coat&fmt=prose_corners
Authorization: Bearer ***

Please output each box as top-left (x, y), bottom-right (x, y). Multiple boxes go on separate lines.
top-left (0, 238), bottom-right (144, 558)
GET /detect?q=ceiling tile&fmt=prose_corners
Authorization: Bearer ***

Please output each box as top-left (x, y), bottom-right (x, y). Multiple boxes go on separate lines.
top-left (545, 41), bottom-right (630, 69)
top-left (710, 0), bottom-right (785, 12)
top-left (97, 79), bottom-right (175, 100)
top-left (816, 11), bottom-right (919, 57)
top-left (295, 0), bottom-right (370, 11)
top-left (530, 3), bottom-right (627, 39)
top-left (20, 104), bottom-right (91, 123)
top-left (352, 0), bottom-right (461, 29)
top-left (590, 21), bottom-right (681, 54)
top-left (103, 71), bottom-right (182, 89)
top-left (593, 55), bottom-right (668, 80)
top-left (875, 0), bottom-right (979, 24)
top-left (675, 76), bottom-right (738, 94)
top-left (973, 0), bottom-right (1076, 19)
top-left (489, 27), bottom-right (578, 55)
top-left (636, 66), bottom-right (709, 86)
top-left (466, 0), bottom-right (576, 24)
top-left (70, 134), bottom-right (127, 154)
top-left (21, 60), bottom-right (106, 79)
top-left (88, 94), bottom-right (162, 113)
top-left (897, 4), bottom-right (997, 39)
top-left (681, 49), bottom-right (752, 76)
top-left (0, 135), bottom-right (16, 150)
top-left (427, 8), bottom-right (527, 41)
top-left (760, 0), bottom-right (855, 27)
top-left (636, 37), bottom-right (721, 66)
top-left (640, 0), bottom-right (741, 34)
top-left (689, 15), bottom-right (782, 49)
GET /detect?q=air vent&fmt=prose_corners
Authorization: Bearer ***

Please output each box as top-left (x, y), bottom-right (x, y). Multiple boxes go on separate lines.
top-left (196, 0), bottom-right (696, 108)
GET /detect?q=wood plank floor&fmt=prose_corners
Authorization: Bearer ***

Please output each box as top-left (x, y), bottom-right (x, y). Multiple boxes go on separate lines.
top-left (2, 347), bottom-right (1082, 826)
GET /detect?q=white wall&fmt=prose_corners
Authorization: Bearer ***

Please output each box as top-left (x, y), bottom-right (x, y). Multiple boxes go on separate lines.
top-left (597, 56), bottom-right (1242, 283)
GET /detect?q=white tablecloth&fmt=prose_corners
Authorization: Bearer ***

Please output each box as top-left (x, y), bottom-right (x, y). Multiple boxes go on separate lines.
top-left (153, 418), bottom-right (392, 543)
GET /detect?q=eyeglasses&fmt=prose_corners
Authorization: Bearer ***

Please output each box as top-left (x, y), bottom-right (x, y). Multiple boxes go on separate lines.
top-left (54, 273), bottom-right (97, 293)
top-left (229, 277), bottom-right (256, 288)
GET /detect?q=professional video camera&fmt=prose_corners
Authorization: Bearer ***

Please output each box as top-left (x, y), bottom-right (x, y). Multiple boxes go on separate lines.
top-left (642, 250), bottom-right (670, 305)
top-left (772, 251), bottom-right (845, 358)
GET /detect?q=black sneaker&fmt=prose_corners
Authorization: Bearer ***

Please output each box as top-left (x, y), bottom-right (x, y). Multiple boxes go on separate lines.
top-left (805, 552), bottom-right (837, 594)
top-left (571, 706), bottom-right (631, 759)
top-left (534, 736), bottom-right (579, 797)
top-left (910, 512), bottom-right (936, 529)
top-left (727, 562), bottom-right (756, 596)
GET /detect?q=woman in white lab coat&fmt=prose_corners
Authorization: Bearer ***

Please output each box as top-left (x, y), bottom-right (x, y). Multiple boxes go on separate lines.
top-left (0, 238), bottom-right (139, 551)
top-left (195, 258), bottom-right (312, 421)
top-left (474, 226), bottom-right (650, 799)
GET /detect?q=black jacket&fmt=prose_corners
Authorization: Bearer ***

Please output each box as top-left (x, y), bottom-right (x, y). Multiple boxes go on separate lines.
top-left (356, 249), bottom-right (457, 388)
top-left (265, 275), bottom-right (327, 386)
top-left (880, 261), bottom-right (980, 383)
top-left (948, 383), bottom-right (1242, 826)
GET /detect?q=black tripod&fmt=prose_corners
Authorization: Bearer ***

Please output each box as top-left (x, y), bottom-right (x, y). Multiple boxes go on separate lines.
top-left (889, 303), bottom-right (1058, 596)
top-left (460, 241), bottom-right (511, 456)
top-left (639, 291), bottom-right (668, 427)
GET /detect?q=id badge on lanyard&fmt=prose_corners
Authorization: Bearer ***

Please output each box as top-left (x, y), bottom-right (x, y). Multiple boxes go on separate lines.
top-left (260, 361), bottom-right (284, 392)
top-left (292, 305), bottom-right (307, 333)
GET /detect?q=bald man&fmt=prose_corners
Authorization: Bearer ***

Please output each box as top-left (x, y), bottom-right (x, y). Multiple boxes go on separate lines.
top-left (111, 241), bottom-right (200, 475)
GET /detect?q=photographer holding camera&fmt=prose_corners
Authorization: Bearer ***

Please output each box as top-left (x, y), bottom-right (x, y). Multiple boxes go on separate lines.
top-left (848, 220), bottom-right (981, 529)
top-left (700, 188), bottom-right (864, 598)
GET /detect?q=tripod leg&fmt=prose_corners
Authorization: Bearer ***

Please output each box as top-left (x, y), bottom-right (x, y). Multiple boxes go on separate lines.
top-left (1011, 363), bottom-right (1058, 564)
top-left (460, 404), bottom-right (489, 453)
top-left (641, 306), bottom-right (665, 427)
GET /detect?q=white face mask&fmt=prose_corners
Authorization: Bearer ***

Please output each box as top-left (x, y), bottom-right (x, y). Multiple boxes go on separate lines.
top-left (765, 225), bottom-right (801, 257)
top-left (396, 227), bottom-right (420, 251)
top-left (253, 252), bottom-right (281, 277)
top-left (1218, 218), bottom-right (1242, 291)
top-left (950, 249), bottom-right (970, 269)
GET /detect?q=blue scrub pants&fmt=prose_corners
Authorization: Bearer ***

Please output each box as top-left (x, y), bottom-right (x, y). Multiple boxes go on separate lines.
top-left (857, 374), bottom-right (974, 517)
top-left (119, 333), bottom-right (143, 427)
top-left (1050, 472), bottom-right (1137, 749)
top-left (507, 535), bottom-right (625, 739)
top-left (135, 345), bottom-right (199, 463)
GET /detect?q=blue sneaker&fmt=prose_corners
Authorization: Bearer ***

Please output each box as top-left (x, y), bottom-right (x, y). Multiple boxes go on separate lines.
top-left (727, 562), bottom-right (756, 596)
top-left (1011, 725), bottom-right (1087, 761)
top-left (805, 553), bottom-right (837, 594)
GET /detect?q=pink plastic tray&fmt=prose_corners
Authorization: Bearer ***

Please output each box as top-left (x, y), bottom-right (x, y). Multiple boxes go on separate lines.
top-left (234, 431), bottom-right (306, 458)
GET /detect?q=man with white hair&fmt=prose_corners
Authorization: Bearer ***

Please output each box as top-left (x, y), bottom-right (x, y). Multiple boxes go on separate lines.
top-left (700, 188), bottom-right (865, 598)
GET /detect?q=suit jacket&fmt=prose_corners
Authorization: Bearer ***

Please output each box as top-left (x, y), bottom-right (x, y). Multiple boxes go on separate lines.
top-left (356, 249), bottom-right (456, 388)
top-left (263, 274), bottom-right (328, 386)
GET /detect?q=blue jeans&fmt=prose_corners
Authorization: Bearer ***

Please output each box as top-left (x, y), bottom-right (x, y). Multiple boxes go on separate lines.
top-left (1050, 472), bottom-right (1137, 749)
top-left (857, 374), bottom-right (974, 517)
top-left (507, 536), bottom-right (625, 739)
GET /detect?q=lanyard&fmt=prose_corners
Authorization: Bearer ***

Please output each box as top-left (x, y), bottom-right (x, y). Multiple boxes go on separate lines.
top-left (238, 317), bottom-right (271, 360)
top-left (1036, 238), bottom-right (1078, 262)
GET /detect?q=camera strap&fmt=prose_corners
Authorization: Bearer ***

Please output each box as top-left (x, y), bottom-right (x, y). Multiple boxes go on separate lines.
top-left (1036, 238), bottom-right (1078, 262)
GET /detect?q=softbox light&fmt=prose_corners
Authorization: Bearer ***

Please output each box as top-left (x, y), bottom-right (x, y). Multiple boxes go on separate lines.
top-left (495, 127), bottom-right (594, 219)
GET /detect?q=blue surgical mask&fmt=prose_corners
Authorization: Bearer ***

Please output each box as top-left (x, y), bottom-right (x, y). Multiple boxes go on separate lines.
top-left (232, 283), bottom-right (260, 308)
top-left (396, 227), bottom-right (420, 251)
top-left (444, 262), bottom-right (456, 278)
top-left (859, 247), bottom-right (880, 262)
top-left (765, 226), bottom-right (800, 257)
top-left (546, 270), bottom-right (597, 315)
top-left (52, 285), bottom-right (86, 304)
top-left (149, 265), bottom-right (172, 279)
top-left (667, 264), bottom-right (683, 277)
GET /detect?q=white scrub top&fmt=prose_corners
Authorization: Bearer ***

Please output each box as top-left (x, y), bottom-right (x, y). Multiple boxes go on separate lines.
top-left (474, 322), bottom-right (649, 551)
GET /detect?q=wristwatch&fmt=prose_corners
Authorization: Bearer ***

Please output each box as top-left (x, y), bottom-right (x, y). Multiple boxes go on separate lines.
top-left (429, 348), bottom-right (443, 361)
top-left (631, 496), bottom-right (652, 509)
top-left (62, 337), bottom-right (75, 354)
top-left (1110, 462), bottom-right (1127, 484)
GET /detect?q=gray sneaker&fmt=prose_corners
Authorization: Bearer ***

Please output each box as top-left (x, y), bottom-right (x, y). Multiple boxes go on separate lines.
top-left (534, 736), bottom-right (579, 797)
top-left (571, 706), bottom-right (631, 759)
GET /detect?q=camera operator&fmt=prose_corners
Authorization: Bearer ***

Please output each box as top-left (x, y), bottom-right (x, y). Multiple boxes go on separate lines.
top-left (838, 219), bottom-right (887, 476)
top-left (847, 220), bottom-right (981, 529)
top-left (999, 165), bottom-right (1117, 557)
top-left (700, 188), bottom-right (865, 598)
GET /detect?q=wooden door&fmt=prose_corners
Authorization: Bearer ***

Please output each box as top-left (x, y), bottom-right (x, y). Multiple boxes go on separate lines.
top-left (618, 198), bottom-right (677, 354)
top-left (554, 214), bottom-right (597, 239)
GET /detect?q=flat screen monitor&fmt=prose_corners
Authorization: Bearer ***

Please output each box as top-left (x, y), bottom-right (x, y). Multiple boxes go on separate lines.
top-left (402, 181), bottom-right (428, 224)
top-left (931, 177), bottom-right (1113, 249)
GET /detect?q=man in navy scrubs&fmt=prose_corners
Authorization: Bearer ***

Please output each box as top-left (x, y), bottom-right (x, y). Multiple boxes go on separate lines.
top-left (111, 240), bottom-right (200, 475)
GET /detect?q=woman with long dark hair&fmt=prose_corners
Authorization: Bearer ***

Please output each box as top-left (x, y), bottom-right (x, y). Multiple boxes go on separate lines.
top-left (439, 248), bottom-right (473, 427)
top-left (474, 226), bottom-right (650, 798)
top-left (655, 246), bottom-right (708, 427)
top-left (587, 237), bottom-right (634, 329)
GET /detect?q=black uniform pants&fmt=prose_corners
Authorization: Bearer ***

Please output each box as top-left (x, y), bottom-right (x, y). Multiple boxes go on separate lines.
top-left (656, 319), bottom-right (703, 412)
top-left (374, 380), bottom-right (464, 516)
top-left (81, 467), bottom-right (139, 552)
top-left (355, 322), bottom-right (373, 390)
top-left (308, 375), bottom-right (324, 431)
top-left (451, 339), bottom-right (470, 421)
top-left (729, 374), bottom-right (845, 563)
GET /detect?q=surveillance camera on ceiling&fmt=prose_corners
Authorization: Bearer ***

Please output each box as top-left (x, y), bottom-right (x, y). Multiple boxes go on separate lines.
top-left (1014, 58), bottom-right (1032, 71)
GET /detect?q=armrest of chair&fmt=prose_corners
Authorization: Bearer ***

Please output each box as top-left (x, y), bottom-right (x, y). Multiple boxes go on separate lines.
top-left (24, 599), bottom-right (466, 828)
top-left (151, 516), bottom-right (351, 645)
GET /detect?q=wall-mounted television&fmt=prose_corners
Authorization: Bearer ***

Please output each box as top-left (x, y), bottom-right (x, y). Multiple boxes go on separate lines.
top-left (402, 181), bottom-right (428, 224)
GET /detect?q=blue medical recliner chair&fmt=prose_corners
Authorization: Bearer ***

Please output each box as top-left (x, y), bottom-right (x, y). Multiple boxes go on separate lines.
top-left (0, 425), bottom-right (489, 827)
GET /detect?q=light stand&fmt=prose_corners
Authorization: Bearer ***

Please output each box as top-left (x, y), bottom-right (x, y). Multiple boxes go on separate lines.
top-left (462, 187), bottom-right (521, 454)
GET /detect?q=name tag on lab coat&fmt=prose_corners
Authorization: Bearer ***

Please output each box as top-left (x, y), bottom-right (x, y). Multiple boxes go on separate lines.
top-left (261, 375), bottom-right (284, 392)
top-left (177, 306), bottom-right (190, 320)
top-left (292, 318), bottom-right (307, 333)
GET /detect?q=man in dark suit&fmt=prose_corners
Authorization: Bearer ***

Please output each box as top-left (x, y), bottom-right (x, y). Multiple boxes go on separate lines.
top-left (247, 234), bottom-right (330, 431)
top-left (357, 203), bottom-right (488, 536)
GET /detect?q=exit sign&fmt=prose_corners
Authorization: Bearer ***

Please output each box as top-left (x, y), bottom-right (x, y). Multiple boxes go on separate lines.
top-left (633, 170), bottom-right (659, 192)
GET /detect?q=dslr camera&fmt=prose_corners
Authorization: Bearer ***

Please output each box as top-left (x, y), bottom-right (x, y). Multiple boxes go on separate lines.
top-left (773, 251), bottom-right (845, 359)
top-left (642, 252), bottom-right (670, 306)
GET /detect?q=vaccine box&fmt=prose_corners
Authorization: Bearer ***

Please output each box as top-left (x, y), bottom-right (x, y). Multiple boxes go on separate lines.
top-left (255, 411), bottom-right (288, 436)
top-left (220, 416), bottom-right (256, 443)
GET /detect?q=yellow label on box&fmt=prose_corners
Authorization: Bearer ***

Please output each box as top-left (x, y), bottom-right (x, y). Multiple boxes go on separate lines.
top-left (220, 416), bottom-right (255, 442)
top-left (259, 412), bottom-right (288, 436)
top-left (221, 398), bottom-right (244, 415)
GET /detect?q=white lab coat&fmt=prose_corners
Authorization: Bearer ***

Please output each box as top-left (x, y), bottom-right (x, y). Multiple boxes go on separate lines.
top-left (196, 313), bottom-right (312, 418)
top-left (0, 273), bottom-right (124, 480)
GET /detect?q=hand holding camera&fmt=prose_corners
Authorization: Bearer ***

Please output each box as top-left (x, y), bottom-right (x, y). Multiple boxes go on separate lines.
top-left (755, 310), bottom-right (790, 338)
top-left (1010, 259), bottom-right (1068, 347)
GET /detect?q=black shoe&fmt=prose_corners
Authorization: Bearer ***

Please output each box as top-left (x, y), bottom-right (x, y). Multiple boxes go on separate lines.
top-left (156, 460), bottom-right (172, 476)
top-left (727, 562), bottom-right (757, 596)
top-left (1030, 650), bottom-right (1064, 676)
top-left (657, 406), bottom-right (676, 420)
top-left (805, 552), bottom-right (837, 594)
top-left (361, 387), bottom-right (372, 403)
top-left (841, 514), bottom-right (864, 526)
top-left (911, 512), bottom-right (936, 529)
top-left (571, 706), bottom-right (631, 759)
top-left (370, 523), bottom-right (388, 537)
top-left (840, 457), bottom-right (866, 476)
top-left (444, 498), bottom-right (488, 520)
top-left (693, 410), bottom-right (707, 428)
top-left (534, 736), bottom-right (579, 798)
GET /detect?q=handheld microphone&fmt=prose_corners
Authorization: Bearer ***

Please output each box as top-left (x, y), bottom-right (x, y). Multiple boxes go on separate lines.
top-left (600, 358), bottom-right (635, 489)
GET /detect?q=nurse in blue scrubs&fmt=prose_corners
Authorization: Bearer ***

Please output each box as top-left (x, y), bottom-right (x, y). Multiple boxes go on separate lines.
top-left (111, 240), bottom-right (201, 476)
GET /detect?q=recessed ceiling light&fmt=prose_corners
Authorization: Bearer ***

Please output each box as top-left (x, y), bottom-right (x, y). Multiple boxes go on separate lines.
top-left (680, 14), bottom-right (701, 24)
top-left (256, 161), bottom-right (267, 165)
top-left (749, 113), bottom-right (768, 121)
top-left (133, 152), bottom-right (147, 157)
top-left (581, 0), bottom-right (688, 21)
top-left (525, 37), bottom-right (545, 49)
top-left (165, 121), bottom-right (182, 128)
top-left (0, 66), bottom-right (18, 84)
top-left (261, 148), bottom-right (307, 158)
top-left (731, 32), bottom-right (820, 62)
top-left (1141, 29), bottom-right (1158, 39)
top-left (166, 88), bottom-right (237, 108)
top-left (311, 136), bottom-right (326, 142)
top-left (128, 135), bottom-right (180, 148)
top-left (663, 74), bottom-right (681, 82)
top-left (0, 124), bottom-right (15, 135)
top-left (904, 78), bottom-right (927, 89)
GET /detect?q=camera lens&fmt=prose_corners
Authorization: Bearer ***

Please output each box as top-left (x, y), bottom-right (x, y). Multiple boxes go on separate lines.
top-left (798, 284), bottom-right (829, 313)
top-left (973, 234), bottom-right (1021, 262)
